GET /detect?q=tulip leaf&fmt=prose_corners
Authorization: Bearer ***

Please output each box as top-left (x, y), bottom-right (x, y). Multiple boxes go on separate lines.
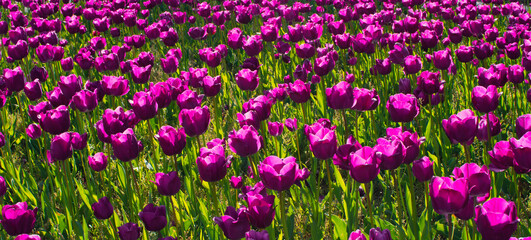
top-left (331, 215), bottom-right (347, 240)
top-left (75, 179), bottom-right (92, 210)
top-left (82, 216), bottom-right (89, 239)
top-left (333, 166), bottom-right (346, 193)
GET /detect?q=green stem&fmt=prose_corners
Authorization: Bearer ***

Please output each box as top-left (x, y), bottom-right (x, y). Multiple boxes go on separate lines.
top-left (464, 144), bottom-right (471, 163)
top-left (364, 182), bottom-right (375, 227)
top-left (392, 170), bottom-right (406, 239)
top-left (406, 165), bottom-right (419, 239)
top-left (425, 181), bottom-right (432, 240)
top-left (129, 161), bottom-right (142, 213)
top-left (209, 182), bottom-right (220, 216)
top-left (325, 159), bottom-right (334, 235)
top-left (279, 191), bottom-right (290, 240)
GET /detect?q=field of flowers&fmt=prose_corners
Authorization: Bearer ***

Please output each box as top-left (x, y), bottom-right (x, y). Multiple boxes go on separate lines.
top-left (0, 0), bottom-right (530, 239)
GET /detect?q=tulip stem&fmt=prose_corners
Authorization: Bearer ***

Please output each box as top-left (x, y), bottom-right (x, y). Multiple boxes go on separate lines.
top-left (170, 195), bottom-right (183, 237)
top-left (513, 168), bottom-right (522, 237)
top-left (209, 182), bottom-right (220, 216)
top-left (392, 170), bottom-right (406, 239)
top-left (325, 158), bottom-right (334, 235)
top-left (279, 191), bottom-right (290, 240)
top-left (464, 144), bottom-right (471, 163)
top-left (364, 182), bottom-right (375, 227)
top-left (129, 161), bottom-right (142, 213)
top-left (406, 165), bottom-right (419, 240)
top-left (109, 214), bottom-right (118, 238)
top-left (424, 181), bottom-right (432, 240)
top-left (342, 109), bottom-right (349, 139)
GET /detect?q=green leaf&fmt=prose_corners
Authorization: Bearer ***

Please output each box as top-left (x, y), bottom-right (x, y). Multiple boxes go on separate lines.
top-left (332, 215), bottom-right (347, 240)
top-left (75, 180), bottom-right (91, 210)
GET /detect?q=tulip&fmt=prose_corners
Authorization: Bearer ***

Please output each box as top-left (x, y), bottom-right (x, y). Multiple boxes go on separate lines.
top-left (214, 206), bottom-right (250, 240)
top-left (369, 228), bottom-right (392, 240)
top-left (471, 85), bottom-right (501, 113)
top-left (111, 128), bottom-right (141, 162)
top-left (243, 35), bottom-right (263, 57)
top-left (429, 177), bottom-right (469, 215)
top-left (3, 67), bottom-right (26, 92)
top-left (101, 107), bottom-right (139, 135)
top-left (285, 118), bottom-right (298, 132)
top-left (455, 46), bottom-right (474, 62)
top-left (118, 222), bottom-right (141, 240)
top-left (349, 147), bottom-right (380, 183)
top-left (477, 113), bottom-right (501, 141)
top-left (295, 43), bottom-right (316, 59)
top-left (348, 229), bottom-right (367, 240)
top-left (7, 40), bottom-right (28, 60)
top-left (433, 48), bottom-right (452, 70)
top-left (326, 81), bottom-right (354, 110)
top-left (475, 198), bottom-right (519, 240)
top-left (417, 71), bottom-right (441, 95)
top-left (442, 109), bottom-right (478, 145)
top-left (129, 91), bottom-right (158, 120)
top-left (333, 135), bottom-right (362, 170)
top-left (14, 234), bottom-right (41, 240)
top-left (352, 88), bottom-right (380, 111)
top-left (72, 90), bottom-right (98, 112)
top-left (48, 132), bottom-right (73, 162)
top-left (131, 65), bottom-right (152, 84)
top-left (227, 28), bottom-right (244, 49)
top-left (102, 75), bottom-right (129, 96)
top-left (153, 172), bottom-right (181, 196)
top-left (230, 176), bottom-right (243, 189)
top-left (139, 204), bottom-right (167, 232)
top-left (412, 157), bottom-right (433, 182)
top-left (516, 114), bottom-right (531, 138)
top-left (403, 55), bottom-right (422, 75)
top-left (88, 152), bottom-right (108, 172)
top-left (154, 126), bottom-right (186, 156)
top-left (178, 106), bottom-right (210, 137)
top-left (228, 125), bottom-right (263, 157)
top-left (374, 138), bottom-right (406, 170)
top-left (509, 132), bottom-right (531, 170)
top-left (177, 90), bottom-right (203, 110)
top-left (314, 54), bottom-right (335, 76)
top-left (245, 230), bottom-right (270, 240)
top-left (453, 163), bottom-right (491, 197)
top-left (258, 156), bottom-right (308, 192)
top-left (386, 93), bottom-right (420, 122)
top-left (203, 76), bottom-right (221, 97)
top-left (307, 123), bottom-right (337, 160)
top-left (0, 202), bottom-right (37, 236)
top-left (30, 66), bottom-right (48, 83)
top-left (246, 193), bottom-right (275, 228)
top-left (235, 69), bottom-right (260, 91)
top-left (287, 80), bottom-right (311, 103)
top-left (196, 151), bottom-right (229, 182)
top-left (268, 122), bottom-right (284, 137)
top-left (25, 123), bottom-right (42, 140)
top-left (92, 197), bottom-right (113, 220)
top-left (0, 175), bottom-right (6, 197)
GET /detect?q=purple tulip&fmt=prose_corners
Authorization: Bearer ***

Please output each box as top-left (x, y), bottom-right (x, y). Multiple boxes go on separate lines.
top-left (235, 69), bottom-right (260, 91)
top-left (429, 176), bottom-right (469, 216)
top-left (314, 54), bottom-right (335, 76)
top-left (476, 113), bottom-right (501, 141)
top-left (139, 204), bottom-right (167, 232)
top-left (471, 85), bottom-right (501, 113)
top-left (348, 229), bottom-right (367, 240)
top-left (26, 124), bottom-right (42, 139)
top-left (14, 234), bottom-right (40, 240)
top-left (369, 228), bottom-right (392, 240)
top-left (412, 156), bottom-right (434, 182)
top-left (475, 198), bottom-right (519, 240)
top-left (198, 48), bottom-right (221, 68)
top-left (0, 202), bottom-right (37, 236)
top-left (306, 122), bottom-right (337, 160)
top-left (295, 43), bottom-right (316, 59)
top-left (386, 93), bottom-right (420, 122)
top-left (245, 230), bottom-right (270, 240)
top-left (228, 125), bottom-right (263, 157)
top-left (88, 152), bottom-right (108, 172)
top-left (351, 88), bottom-right (380, 111)
top-left (214, 206), bottom-right (250, 240)
top-left (516, 114), bottom-right (531, 138)
top-left (455, 46), bottom-right (474, 63)
top-left (7, 40), bottom-right (28, 60)
top-left (433, 48), bottom-right (452, 70)
top-left (246, 192), bottom-right (275, 228)
top-left (243, 35), bottom-right (263, 57)
top-left (453, 163), bottom-right (491, 197)
top-left (72, 90), bottom-right (98, 112)
top-left (178, 106), bottom-right (210, 137)
top-left (403, 55), bottom-right (422, 75)
top-left (118, 223), bottom-right (141, 240)
top-left (102, 75), bottom-right (129, 96)
top-left (374, 138), bottom-right (406, 170)
top-left (30, 66), bottom-right (48, 83)
top-left (0, 176), bottom-right (6, 197)
top-left (129, 91), bottom-right (158, 120)
top-left (230, 176), bottom-right (243, 189)
top-left (227, 28), bottom-right (244, 49)
top-left (287, 80), bottom-right (311, 103)
top-left (154, 126), bottom-right (186, 156)
top-left (442, 109), bottom-right (478, 145)
top-left (258, 156), bottom-right (308, 192)
top-left (131, 65), bottom-right (152, 84)
top-left (417, 71), bottom-right (441, 95)
top-left (101, 107), bottom-right (139, 135)
top-left (111, 128), bottom-right (141, 162)
top-left (3, 67), bottom-right (26, 92)
top-left (285, 118), bottom-right (298, 132)
top-left (153, 172), bottom-right (181, 196)
top-left (196, 148), bottom-right (229, 182)
top-left (92, 197), bottom-right (113, 220)
top-left (177, 90), bottom-right (203, 110)
top-left (267, 122), bottom-right (284, 137)
top-left (38, 105), bottom-right (70, 135)
top-left (24, 80), bottom-right (42, 101)
top-left (326, 81), bottom-right (354, 110)
top-left (349, 147), bottom-right (380, 183)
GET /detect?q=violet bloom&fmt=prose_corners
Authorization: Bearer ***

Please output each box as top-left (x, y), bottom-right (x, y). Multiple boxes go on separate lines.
top-left (509, 132), bottom-right (531, 170)
top-left (88, 152), bottom-right (108, 172)
top-left (72, 90), bottom-right (98, 112)
top-left (38, 105), bottom-right (70, 135)
top-left (245, 230), bottom-right (270, 240)
top-left (203, 76), bottom-right (221, 97)
top-left (349, 147), bottom-right (380, 183)
top-left (230, 176), bottom-right (243, 189)
top-left (373, 138), bottom-right (406, 170)
top-left (26, 124), bottom-right (42, 139)
top-left (177, 90), bottom-right (203, 110)
top-left (235, 69), bottom-right (260, 91)
top-left (412, 156), bottom-right (434, 182)
top-left (153, 172), bottom-right (181, 196)
top-left (178, 106), bottom-right (210, 137)
top-left (516, 114), bottom-right (531, 138)
top-left (442, 109), bottom-right (478, 145)
top-left (429, 177), bottom-right (469, 216)
top-left (102, 75), bottom-right (129, 96)
top-left (91, 197), bottom-right (113, 220)
top-left (471, 85), bottom-right (501, 113)
top-left (0, 202), bottom-right (37, 236)
top-left (476, 113), bottom-right (501, 141)
top-left (228, 125), bottom-right (263, 157)
top-left (287, 80), bottom-right (311, 104)
top-left (214, 206), bottom-right (250, 240)
top-left (129, 91), bottom-right (158, 120)
top-left (386, 93), bottom-right (420, 122)
top-left (306, 122), bottom-right (337, 160)
top-left (352, 88), bottom-right (380, 111)
top-left (295, 43), bottom-right (316, 59)
top-left (313, 54), bottom-right (335, 76)
top-left (326, 81), bottom-right (354, 110)
top-left (369, 228), bottom-right (392, 240)
top-left (14, 234), bottom-right (41, 240)
top-left (433, 48), bottom-right (452, 70)
top-left (258, 156), bottom-right (308, 192)
top-left (24, 80), bottom-right (42, 101)
top-left (118, 223), bottom-right (141, 240)
top-left (3, 67), bottom-right (26, 92)
top-left (111, 128), bottom-right (141, 162)
top-left (333, 135), bottom-right (362, 170)
top-left (7, 40), bottom-right (28, 61)
top-left (453, 163), bottom-right (491, 197)
top-left (285, 118), bottom-right (298, 132)
top-left (243, 35), bottom-right (263, 57)
top-left (196, 147), bottom-right (229, 182)
top-left (403, 55), bottom-right (422, 75)
top-left (267, 122), bottom-right (284, 137)
top-left (246, 192), bottom-right (275, 228)
top-left (139, 204), bottom-right (167, 232)
top-left (155, 126), bottom-right (186, 156)
top-left (348, 229), bottom-right (367, 240)
top-left (475, 198), bottom-right (519, 240)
